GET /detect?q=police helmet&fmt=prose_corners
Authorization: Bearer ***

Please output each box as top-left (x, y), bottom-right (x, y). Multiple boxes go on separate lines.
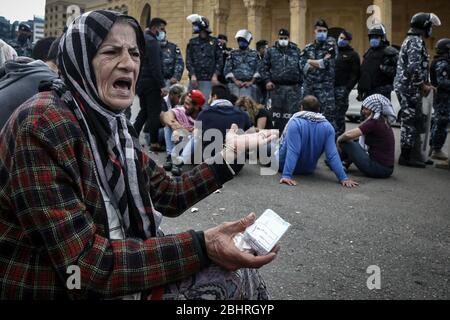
top-left (410, 12), bottom-right (441, 38)
top-left (436, 38), bottom-right (450, 55)
top-left (368, 24), bottom-right (386, 37)
top-left (18, 23), bottom-right (31, 33)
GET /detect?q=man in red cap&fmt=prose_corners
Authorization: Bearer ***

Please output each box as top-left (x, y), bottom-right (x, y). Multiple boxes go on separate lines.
top-left (160, 89), bottom-right (206, 175)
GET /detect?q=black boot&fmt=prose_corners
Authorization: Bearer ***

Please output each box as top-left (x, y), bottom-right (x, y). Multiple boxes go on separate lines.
top-left (163, 155), bottom-right (172, 171)
top-left (399, 148), bottom-right (426, 168)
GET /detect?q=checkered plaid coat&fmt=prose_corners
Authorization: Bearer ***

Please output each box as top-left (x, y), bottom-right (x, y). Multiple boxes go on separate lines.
top-left (0, 92), bottom-right (232, 299)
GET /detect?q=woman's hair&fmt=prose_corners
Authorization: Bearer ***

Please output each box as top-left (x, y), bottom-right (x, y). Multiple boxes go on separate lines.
top-left (235, 96), bottom-right (264, 125)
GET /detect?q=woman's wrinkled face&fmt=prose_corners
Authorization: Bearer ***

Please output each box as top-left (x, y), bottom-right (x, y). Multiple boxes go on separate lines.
top-left (92, 23), bottom-right (140, 111)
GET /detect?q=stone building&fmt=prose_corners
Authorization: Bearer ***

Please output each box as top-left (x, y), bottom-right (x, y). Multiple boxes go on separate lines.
top-left (46, 0), bottom-right (450, 77)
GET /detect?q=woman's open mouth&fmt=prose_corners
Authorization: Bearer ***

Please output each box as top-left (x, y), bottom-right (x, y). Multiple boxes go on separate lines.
top-left (112, 77), bottom-right (132, 95)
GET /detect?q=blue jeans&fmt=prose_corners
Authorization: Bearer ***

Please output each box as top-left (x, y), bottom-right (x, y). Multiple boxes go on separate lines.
top-left (164, 127), bottom-right (197, 164)
top-left (341, 140), bottom-right (393, 178)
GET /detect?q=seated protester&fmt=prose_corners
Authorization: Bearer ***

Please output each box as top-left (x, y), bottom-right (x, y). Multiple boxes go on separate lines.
top-left (195, 84), bottom-right (252, 161)
top-left (0, 10), bottom-right (279, 300)
top-left (235, 96), bottom-right (273, 130)
top-left (161, 89), bottom-right (206, 176)
top-left (0, 37), bottom-right (59, 130)
top-left (276, 95), bottom-right (359, 188)
top-left (337, 94), bottom-right (396, 178)
top-left (161, 83), bottom-right (185, 112)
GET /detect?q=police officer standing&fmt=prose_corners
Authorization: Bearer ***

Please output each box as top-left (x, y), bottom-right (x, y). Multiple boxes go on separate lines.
top-left (429, 38), bottom-right (450, 165)
top-left (134, 18), bottom-right (167, 151)
top-left (256, 40), bottom-right (269, 104)
top-left (224, 29), bottom-right (261, 101)
top-left (301, 19), bottom-right (338, 131)
top-left (160, 34), bottom-right (184, 89)
top-left (334, 30), bottom-right (360, 137)
top-left (186, 14), bottom-right (223, 100)
top-left (12, 23), bottom-right (33, 57)
top-left (218, 34), bottom-right (232, 84)
top-left (260, 28), bottom-right (302, 132)
top-left (394, 12), bottom-right (441, 168)
top-left (358, 24), bottom-right (398, 101)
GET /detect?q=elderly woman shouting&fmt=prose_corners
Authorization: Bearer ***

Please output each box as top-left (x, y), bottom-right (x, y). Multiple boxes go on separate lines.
top-left (0, 11), bottom-right (278, 300)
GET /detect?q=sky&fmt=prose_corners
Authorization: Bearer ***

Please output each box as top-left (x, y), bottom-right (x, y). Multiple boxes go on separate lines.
top-left (0, 0), bottom-right (46, 22)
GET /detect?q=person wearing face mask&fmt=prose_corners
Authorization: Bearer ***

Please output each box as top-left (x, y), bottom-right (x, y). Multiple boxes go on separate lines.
top-left (334, 30), bottom-right (360, 137)
top-left (301, 19), bottom-right (338, 132)
top-left (11, 23), bottom-right (33, 58)
top-left (394, 12), bottom-right (442, 168)
top-left (260, 28), bottom-right (303, 132)
top-left (186, 14), bottom-right (223, 100)
top-left (357, 24), bottom-right (398, 102)
top-left (134, 18), bottom-right (168, 152)
top-left (160, 32), bottom-right (185, 90)
top-left (223, 29), bottom-right (261, 101)
top-left (429, 38), bottom-right (450, 167)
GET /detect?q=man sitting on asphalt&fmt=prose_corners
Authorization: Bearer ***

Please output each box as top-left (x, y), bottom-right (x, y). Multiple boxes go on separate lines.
top-left (276, 95), bottom-right (359, 188)
top-left (194, 84), bottom-right (252, 161)
top-left (160, 89), bottom-right (206, 175)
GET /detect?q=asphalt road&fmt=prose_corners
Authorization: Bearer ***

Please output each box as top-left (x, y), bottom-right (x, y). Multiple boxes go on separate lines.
top-left (131, 98), bottom-right (450, 300)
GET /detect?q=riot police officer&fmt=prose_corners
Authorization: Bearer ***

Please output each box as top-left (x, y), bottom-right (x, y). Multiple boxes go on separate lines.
top-left (358, 24), bottom-right (398, 101)
top-left (13, 23), bottom-right (33, 57)
top-left (186, 14), bottom-right (223, 99)
top-left (260, 28), bottom-right (302, 132)
top-left (429, 38), bottom-right (450, 164)
top-left (160, 34), bottom-right (184, 89)
top-left (223, 29), bottom-right (261, 101)
top-left (301, 19), bottom-right (338, 131)
top-left (335, 30), bottom-right (360, 137)
top-left (394, 12), bottom-right (442, 167)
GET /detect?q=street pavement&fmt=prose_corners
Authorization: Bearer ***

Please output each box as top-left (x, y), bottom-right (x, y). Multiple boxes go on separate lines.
top-left (131, 97), bottom-right (450, 300)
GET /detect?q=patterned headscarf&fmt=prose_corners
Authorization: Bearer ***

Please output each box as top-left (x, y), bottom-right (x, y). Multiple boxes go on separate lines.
top-left (362, 94), bottom-right (397, 124)
top-left (56, 10), bottom-right (157, 240)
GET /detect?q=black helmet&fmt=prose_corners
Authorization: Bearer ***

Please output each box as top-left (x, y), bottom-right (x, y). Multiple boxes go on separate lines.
top-left (410, 12), bottom-right (441, 38)
top-left (368, 24), bottom-right (386, 37)
top-left (436, 38), bottom-right (450, 55)
top-left (18, 23), bottom-right (31, 33)
top-left (187, 14), bottom-right (211, 34)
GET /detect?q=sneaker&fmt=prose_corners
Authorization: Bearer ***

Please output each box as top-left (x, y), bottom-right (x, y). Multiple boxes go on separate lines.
top-left (435, 160), bottom-right (449, 170)
top-left (430, 149), bottom-right (448, 161)
top-left (163, 155), bottom-right (172, 171)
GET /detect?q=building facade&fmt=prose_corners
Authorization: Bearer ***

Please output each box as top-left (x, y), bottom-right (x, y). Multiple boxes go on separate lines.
top-left (33, 17), bottom-right (46, 44)
top-left (45, 0), bottom-right (450, 77)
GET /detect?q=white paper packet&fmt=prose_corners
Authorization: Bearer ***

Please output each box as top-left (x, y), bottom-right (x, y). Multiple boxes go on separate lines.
top-left (233, 209), bottom-right (290, 255)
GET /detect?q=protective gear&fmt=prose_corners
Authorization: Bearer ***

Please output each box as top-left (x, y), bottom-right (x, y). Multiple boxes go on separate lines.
top-left (278, 40), bottom-right (289, 47)
top-left (410, 12), bottom-right (441, 38)
top-left (18, 23), bottom-right (31, 33)
top-left (238, 40), bottom-right (249, 50)
top-left (338, 39), bottom-right (349, 48)
top-left (187, 14), bottom-right (211, 34)
top-left (435, 38), bottom-right (450, 55)
top-left (156, 31), bottom-right (166, 42)
top-left (278, 28), bottom-right (290, 37)
top-left (368, 24), bottom-right (386, 37)
top-left (235, 29), bottom-right (252, 43)
top-left (370, 38), bottom-right (381, 48)
top-left (316, 32), bottom-right (328, 42)
top-left (189, 89), bottom-right (206, 108)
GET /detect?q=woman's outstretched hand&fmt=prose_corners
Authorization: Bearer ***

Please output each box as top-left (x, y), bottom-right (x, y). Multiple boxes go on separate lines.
top-left (204, 213), bottom-right (279, 271)
top-left (221, 124), bottom-right (279, 163)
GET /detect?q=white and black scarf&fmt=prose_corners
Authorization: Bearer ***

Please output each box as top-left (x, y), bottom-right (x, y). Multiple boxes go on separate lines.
top-left (53, 10), bottom-right (158, 240)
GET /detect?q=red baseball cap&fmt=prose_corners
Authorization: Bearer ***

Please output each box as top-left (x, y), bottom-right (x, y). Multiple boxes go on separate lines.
top-left (189, 90), bottom-right (206, 108)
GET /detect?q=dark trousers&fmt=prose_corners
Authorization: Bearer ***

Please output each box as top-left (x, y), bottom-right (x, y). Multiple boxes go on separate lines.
top-left (341, 140), bottom-right (393, 178)
top-left (134, 89), bottom-right (163, 144)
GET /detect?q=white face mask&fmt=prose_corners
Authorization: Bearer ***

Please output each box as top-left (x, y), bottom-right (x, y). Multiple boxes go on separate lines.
top-left (278, 39), bottom-right (289, 47)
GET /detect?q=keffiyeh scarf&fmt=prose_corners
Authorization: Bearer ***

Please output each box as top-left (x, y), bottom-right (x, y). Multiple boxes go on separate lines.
top-left (53, 10), bottom-right (159, 240)
top-left (278, 111), bottom-right (327, 148)
top-left (359, 94), bottom-right (397, 150)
